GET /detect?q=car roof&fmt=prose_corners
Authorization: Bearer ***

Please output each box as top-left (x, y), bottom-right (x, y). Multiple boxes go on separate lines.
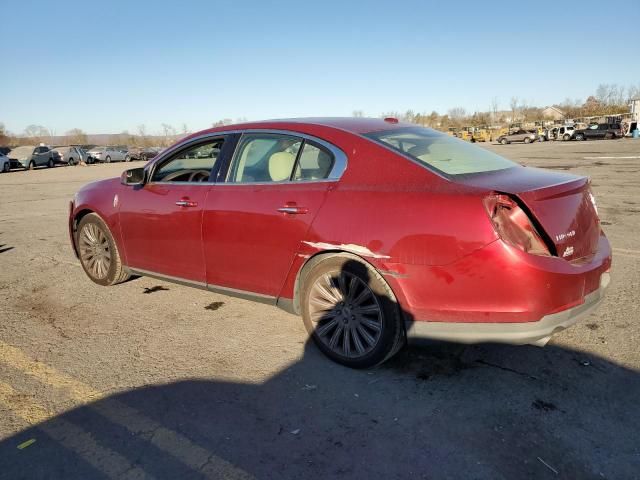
top-left (191, 117), bottom-right (415, 138)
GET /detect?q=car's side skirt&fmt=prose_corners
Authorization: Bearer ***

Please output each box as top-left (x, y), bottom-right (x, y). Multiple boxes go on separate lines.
top-left (127, 267), bottom-right (278, 306)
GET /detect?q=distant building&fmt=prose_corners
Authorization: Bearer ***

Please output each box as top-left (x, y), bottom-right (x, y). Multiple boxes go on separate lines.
top-left (542, 106), bottom-right (565, 120)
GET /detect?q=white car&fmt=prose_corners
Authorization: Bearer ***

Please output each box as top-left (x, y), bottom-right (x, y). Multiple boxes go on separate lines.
top-left (52, 146), bottom-right (86, 165)
top-left (557, 125), bottom-right (576, 141)
top-left (0, 152), bottom-right (10, 173)
top-left (86, 146), bottom-right (130, 163)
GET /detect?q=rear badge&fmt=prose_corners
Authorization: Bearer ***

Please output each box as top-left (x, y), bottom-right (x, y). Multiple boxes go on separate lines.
top-left (562, 246), bottom-right (574, 258)
top-left (555, 230), bottom-right (576, 242)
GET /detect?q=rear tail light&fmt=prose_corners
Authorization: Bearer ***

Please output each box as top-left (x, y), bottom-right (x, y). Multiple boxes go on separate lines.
top-left (483, 193), bottom-right (552, 256)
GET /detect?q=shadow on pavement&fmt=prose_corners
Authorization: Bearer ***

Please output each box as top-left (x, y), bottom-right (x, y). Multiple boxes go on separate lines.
top-left (1, 262), bottom-right (638, 479)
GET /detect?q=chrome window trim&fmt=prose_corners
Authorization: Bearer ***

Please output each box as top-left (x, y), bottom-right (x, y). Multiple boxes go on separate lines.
top-left (145, 128), bottom-right (348, 186)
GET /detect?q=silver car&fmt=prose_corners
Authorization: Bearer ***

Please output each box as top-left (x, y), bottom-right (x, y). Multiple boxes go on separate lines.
top-left (8, 145), bottom-right (60, 169)
top-left (0, 152), bottom-right (10, 172)
top-left (86, 146), bottom-right (130, 163)
top-left (52, 146), bottom-right (86, 165)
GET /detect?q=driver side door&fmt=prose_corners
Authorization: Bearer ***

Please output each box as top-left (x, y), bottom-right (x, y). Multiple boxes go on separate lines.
top-left (118, 136), bottom-right (227, 283)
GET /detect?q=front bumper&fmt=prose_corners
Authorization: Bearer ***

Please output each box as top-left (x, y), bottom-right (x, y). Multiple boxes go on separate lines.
top-left (406, 272), bottom-right (610, 346)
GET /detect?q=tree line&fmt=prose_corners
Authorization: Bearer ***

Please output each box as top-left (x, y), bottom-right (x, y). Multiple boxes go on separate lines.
top-left (2, 83), bottom-right (638, 146)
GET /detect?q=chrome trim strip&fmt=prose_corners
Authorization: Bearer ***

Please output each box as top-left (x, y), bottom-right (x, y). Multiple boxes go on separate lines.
top-left (127, 267), bottom-right (277, 305)
top-left (129, 268), bottom-right (207, 289)
top-left (145, 128), bottom-right (348, 186)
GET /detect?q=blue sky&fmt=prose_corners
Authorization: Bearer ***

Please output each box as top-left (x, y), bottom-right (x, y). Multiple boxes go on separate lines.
top-left (2, 0), bottom-right (639, 134)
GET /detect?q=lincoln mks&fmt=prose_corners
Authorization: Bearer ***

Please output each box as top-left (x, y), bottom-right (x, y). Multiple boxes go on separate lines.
top-left (69, 118), bottom-right (611, 367)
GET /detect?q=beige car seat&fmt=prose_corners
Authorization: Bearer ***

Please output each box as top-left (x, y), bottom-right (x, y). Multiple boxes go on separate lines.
top-left (268, 151), bottom-right (296, 181)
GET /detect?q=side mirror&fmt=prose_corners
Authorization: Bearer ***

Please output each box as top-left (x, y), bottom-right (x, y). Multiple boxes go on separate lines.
top-left (121, 167), bottom-right (146, 186)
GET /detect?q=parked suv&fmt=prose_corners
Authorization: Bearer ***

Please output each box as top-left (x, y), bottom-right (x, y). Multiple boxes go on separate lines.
top-left (574, 123), bottom-right (623, 141)
top-left (8, 145), bottom-right (61, 169)
top-left (496, 129), bottom-right (537, 145)
top-left (86, 146), bottom-right (130, 163)
top-left (556, 125), bottom-right (576, 141)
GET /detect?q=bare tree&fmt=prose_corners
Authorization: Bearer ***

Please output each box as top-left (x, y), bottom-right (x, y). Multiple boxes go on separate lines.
top-left (66, 128), bottom-right (88, 145)
top-left (137, 124), bottom-right (149, 147)
top-left (491, 97), bottom-right (499, 124)
top-left (509, 97), bottom-right (519, 123)
top-left (24, 125), bottom-right (50, 144)
top-left (447, 107), bottom-right (466, 126)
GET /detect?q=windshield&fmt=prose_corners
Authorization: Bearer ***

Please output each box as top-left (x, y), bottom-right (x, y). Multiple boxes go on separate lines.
top-left (365, 127), bottom-right (516, 176)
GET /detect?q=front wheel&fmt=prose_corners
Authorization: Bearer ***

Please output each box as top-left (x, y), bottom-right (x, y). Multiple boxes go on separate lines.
top-left (2, 162), bottom-right (9, 173)
top-left (125, 155), bottom-right (131, 162)
top-left (47, 158), bottom-right (54, 168)
top-left (301, 255), bottom-right (404, 368)
top-left (76, 213), bottom-right (130, 286)
top-left (563, 134), bottom-right (571, 141)
top-left (500, 138), bottom-right (508, 145)
top-left (105, 156), bottom-right (111, 163)
top-left (575, 133), bottom-right (585, 141)
top-left (28, 160), bottom-right (35, 170)
top-left (524, 137), bottom-right (531, 144)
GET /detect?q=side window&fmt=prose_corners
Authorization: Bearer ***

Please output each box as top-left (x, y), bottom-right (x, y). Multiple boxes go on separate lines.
top-left (151, 138), bottom-right (224, 182)
top-left (227, 134), bottom-right (301, 183)
top-left (293, 142), bottom-right (334, 181)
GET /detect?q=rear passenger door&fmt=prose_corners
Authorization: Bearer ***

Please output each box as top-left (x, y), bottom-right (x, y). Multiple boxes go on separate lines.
top-left (202, 131), bottom-right (343, 297)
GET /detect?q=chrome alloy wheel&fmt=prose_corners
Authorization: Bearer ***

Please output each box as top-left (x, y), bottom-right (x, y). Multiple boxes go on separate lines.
top-left (308, 271), bottom-right (383, 358)
top-left (78, 223), bottom-right (111, 279)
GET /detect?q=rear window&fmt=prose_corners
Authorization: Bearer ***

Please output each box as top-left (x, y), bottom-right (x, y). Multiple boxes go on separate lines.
top-left (365, 127), bottom-right (516, 176)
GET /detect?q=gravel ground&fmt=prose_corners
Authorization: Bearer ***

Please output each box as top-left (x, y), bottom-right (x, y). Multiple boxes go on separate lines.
top-left (0, 139), bottom-right (638, 479)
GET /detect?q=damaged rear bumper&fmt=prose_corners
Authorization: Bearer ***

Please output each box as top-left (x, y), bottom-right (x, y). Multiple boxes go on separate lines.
top-left (405, 272), bottom-right (610, 346)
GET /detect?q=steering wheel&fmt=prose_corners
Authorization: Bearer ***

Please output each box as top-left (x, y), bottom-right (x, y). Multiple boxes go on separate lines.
top-left (161, 169), bottom-right (211, 182)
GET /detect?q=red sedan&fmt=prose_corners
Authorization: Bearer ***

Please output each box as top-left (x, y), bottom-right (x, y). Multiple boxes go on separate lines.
top-left (69, 118), bottom-right (611, 368)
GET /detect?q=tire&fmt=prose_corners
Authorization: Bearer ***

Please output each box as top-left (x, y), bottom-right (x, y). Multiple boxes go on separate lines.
top-left (575, 133), bottom-right (585, 141)
top-left (2, 162), bottom-right (9, 173)
top-left (524, 137), bottom-right (531, 144)
top-left (47, 158), bottom-right (54, 168)
top-left (605, 132), bottom-right (613, 140)
top-left (563, 134), bottom-right (571, 141)
top-left (500, 138), bottom-right (508, 145)
top-left (300, 254), bottom-right (404, 368)
top-left (76, 213), bottom-right (130, 286)
top-left (105, 156), bottom-right (111, 163)
top-left (28, 160), bottom-right (35, 170)
top-left (124, 155), bottom-right (131, 162)
top-left (68, 157), bottom-right (76, 166)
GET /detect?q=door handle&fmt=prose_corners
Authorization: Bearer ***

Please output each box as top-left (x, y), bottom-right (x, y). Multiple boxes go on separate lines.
top-left (175, 199), bottom-right (198, 207)
top-left (277, 205), bottom-right (308, 215)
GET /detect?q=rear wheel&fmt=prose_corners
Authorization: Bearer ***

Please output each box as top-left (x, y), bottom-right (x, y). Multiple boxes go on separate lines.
top-left (301, 255), bottom-right (404, 368)
top-left (105, 156), bottom-right (111, 163)
top-left (563, 134), bottom-right (571, 141)
top-left (125, 155), bottom-right (131, 162)
top-left (47, 158), bottom-right (54, 168)
top-left (76, 213), bottom-right (130, 286)
top-left (68, 157), bottom-right (76, 166)
top-left (575, 133), bottom-right (585, 141)
top-left (28, 160), bottom-right (35, 170)
top-left (500, 138), bottom-right (508, 145)
top-left (2, 162), bottom-right (9, 173)
top-left (524, 137), bottom-right (531, 144)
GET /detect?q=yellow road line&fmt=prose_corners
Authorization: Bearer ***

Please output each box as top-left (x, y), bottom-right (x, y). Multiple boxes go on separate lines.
top-left (0, 381), bottom-right (151, 480)
top-left (0, 341), bottom-right (252, 479)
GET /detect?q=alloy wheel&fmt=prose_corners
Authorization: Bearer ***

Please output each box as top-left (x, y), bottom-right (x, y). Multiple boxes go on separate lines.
top-left (78, 223), bottom-right (112, 280)
top-left (308, 270), bottom-right (383, 358)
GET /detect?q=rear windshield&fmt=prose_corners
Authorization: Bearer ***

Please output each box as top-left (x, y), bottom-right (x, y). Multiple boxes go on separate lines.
top-left (365, 127), bottom-right (517, 176)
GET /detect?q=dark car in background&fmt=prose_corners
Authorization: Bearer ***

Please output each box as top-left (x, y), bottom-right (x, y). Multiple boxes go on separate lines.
top-left (127, 147), bottom-right (161, 161)
top-left (574, 123), bottom-right (623, 141)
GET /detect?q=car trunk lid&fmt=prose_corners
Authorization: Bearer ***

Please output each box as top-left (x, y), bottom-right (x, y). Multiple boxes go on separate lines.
top-left (459, 166), bottom-right (601, 261)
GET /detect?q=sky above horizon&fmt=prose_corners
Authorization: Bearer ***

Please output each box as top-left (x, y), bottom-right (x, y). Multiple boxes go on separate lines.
top-left (2, 0), bottom-right (639, 135)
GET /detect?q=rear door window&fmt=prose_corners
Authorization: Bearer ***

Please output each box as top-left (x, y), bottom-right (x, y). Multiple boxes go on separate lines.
top-left (292, 142), bottom-right (334, 181)
top-left (227, 134), bottom-right (302, 183)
